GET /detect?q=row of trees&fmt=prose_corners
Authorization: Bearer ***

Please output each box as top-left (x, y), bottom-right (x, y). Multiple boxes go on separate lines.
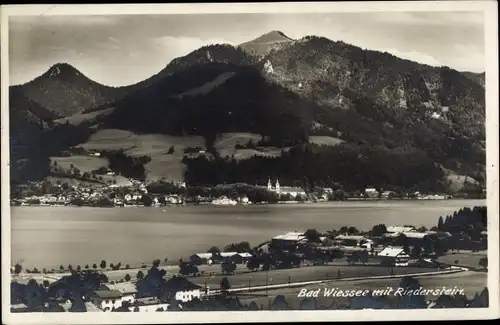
top-left (183, 142), bottom-right (449, 193)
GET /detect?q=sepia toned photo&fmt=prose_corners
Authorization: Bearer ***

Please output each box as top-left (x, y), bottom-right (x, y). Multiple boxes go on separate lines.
top-left (1, 2), bottom-right (498, 323)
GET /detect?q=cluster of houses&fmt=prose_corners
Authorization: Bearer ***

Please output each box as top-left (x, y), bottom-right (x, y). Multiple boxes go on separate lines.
top-left (189, 252), bottom-right (253, 265)
top-left (87, 277), bottom-right (202, 312)
top-left (264, 225), bottom-right (458, 267)
top-left (361, 188), bottom-right (452, 200)
top-left (11, 270), bottom-right (209, 313)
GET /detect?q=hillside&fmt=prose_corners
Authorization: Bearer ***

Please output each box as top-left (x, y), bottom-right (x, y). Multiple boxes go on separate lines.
top-left (253, 36), bottom-right (486, 183)
top-left (9, 32), bottom-right (486, 193)
top-left (462, 71), bottom-right (485, 88)
top-left (10, 63), bottom-right (131, 117)
top-left (101, 62), bottom-right (310, 146)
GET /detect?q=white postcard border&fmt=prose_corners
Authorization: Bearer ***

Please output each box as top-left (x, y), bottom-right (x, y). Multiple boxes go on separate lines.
top-left (1, 1), bottom-right (498, 323)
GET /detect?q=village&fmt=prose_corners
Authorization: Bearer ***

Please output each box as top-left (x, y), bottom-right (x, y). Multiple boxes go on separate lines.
top-left (10, 175), bottom-right (458, 208)
top-left (10, 205), bottom-right (488, 312)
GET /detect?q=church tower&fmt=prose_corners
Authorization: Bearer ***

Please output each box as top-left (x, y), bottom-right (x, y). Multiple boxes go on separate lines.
top-left (275, 179), bottom-right (280, 194)
top-left (268, 178), bottom-right (273, 191)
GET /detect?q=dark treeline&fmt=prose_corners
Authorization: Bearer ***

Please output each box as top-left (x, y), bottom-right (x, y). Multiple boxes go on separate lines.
top-left (437, 206), bottom-right (487, 250)
top-left (99, 150), bottom-right (150, 181)
top-left (184, 142), bottom-right (449, 192)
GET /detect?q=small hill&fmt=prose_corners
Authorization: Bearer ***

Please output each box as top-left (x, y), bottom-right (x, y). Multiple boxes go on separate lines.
top-left (10, 63), bottom-right (130, 117)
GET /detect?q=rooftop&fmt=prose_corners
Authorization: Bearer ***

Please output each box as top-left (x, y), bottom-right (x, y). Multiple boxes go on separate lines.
top-left (92, 290), bottom-right (123, 299)
top-left (378, 247), bottom-right (407, 257)
top-left (386, 226), bottom-right (415, 233)
top-left (164, 276), bottom-right (202, 292)
top-left (335, 235), bottom-right (368, 241)
top-left (103, 282), bottom-right (137, 294)
top-left (191, 253), bottom-right (213, 259)
top-left (272, 231), bottom-right (306, 241)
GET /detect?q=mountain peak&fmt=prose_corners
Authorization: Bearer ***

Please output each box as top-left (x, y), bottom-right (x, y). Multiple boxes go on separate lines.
top-left (45, 63), bottom-right (81, 79)
top-left (247, 30), bottom-right (293, 44)
top-left (239, 30), bottom-right (293, 56)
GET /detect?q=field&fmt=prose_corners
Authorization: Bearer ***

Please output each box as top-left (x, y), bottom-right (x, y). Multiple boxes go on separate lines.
top-left (185, 263), bottom-right (439, 290)
top-left (74, 129), bottom-right (206, 182)
top-left (214, 133), bottom-right (287, 160)
top-left (175, 72), bottom-right (237, 99)
top-left (45, 176), bottom-right (107, 188)
top-left (436, 252), bottom-right (487, 270)
top-left (50, 155), bottom-right (109, 173)
top-left (54, 107), bottom-right (116, 126)
top-left (308, 136), bottom-right (344, 147)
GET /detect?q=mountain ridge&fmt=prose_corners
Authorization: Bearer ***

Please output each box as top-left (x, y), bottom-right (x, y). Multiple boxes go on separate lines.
top-left (9, 31), bottom-right (486, 191)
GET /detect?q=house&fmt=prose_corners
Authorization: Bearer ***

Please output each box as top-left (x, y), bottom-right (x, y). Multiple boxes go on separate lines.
top-left (381, 191), bottom-right (396, 199)
top-left (267, 179), bottom-right (306, 198)
top-left (89, 290), bottom-right (124, 311)
top-left (271, 231), bottom-right (307, 249)
top-left (386, 226), bottom-right (415, 233)
top-left (162, 276), bottom-right (202, 302)
top-left (190, 253), bottom-right (215, 265)
top-left (102, 282), bottom-right (137, 304)
top-left (338, 246), bottom-right (368, 257)
top-left (130, 303), bottom-right (170, 312)
top-left (364, 188), bottom-right (379, 198)
top-left (230, 252), bottom-right (252, 264)
top-left (334, 235), bottom-right (371, 247)
top-left (377, 247), bottom-right (410, 266)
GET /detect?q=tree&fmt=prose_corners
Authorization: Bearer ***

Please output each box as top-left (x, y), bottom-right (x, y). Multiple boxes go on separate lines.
top-left (167, 146), bottom-right (175, 154)
top-left (207, 246), bottom-right (221, 254)
top-left (125, 274), bottom-right (131, 282)
top-left (43, 280), bottom-right (50, 288)
top-left (14, 263), bottom-right (22, 275)
top-left (141, 195), bottom-right (153, 207)
top-left (438, 216), bottom-right (444, 230)
top-left (371, 224), bottom-right (387, 237)
top-left (76, 265), bottom-right (81, 271)
top-left (152, 259), bottom-right (161, 267)
top-left (220, 277), bottom-right (231, 291)
top-left (100, 260), bottom-right (107, 269)
top-left (110, 263), bottom-right (115, 270)
top-left (410, 245), bottom-right (421, 258)
top-left (348, 227), bottom-right (360, 235)
top-left (60, 265), bottom-right (64, 272)
top-left (478, 257), bottom-right (487, 269)
top-left (304, 229), bottom-right (322, 242)
top-left (221, 260), bottom-right (237, 275)
top-left (136, 270), bottom-right (145, 280)
top-left (93, 264), bottom-right (97, 270)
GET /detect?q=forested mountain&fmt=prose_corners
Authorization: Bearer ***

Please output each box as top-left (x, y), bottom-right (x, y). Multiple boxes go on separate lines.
top-left (9, 31), bottom-right (486, 192)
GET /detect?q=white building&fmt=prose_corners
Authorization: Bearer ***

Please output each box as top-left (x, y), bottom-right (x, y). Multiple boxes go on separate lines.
top-left (175, 289), bottom-right (201, 302)
top-left (364, 188), bottom-right (379, 198)
top-left (267, 179), bottom-right (306, 198)
top-left (102, 282), bottom-right (137, 305)
top-left (129, 303), bottom-right (170, 312)
top-left (90, 290), bottom-right (126, 312)
top-left (377, 247), bottom-right (410, 266)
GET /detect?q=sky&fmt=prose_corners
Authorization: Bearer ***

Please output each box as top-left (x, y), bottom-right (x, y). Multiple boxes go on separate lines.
top-left (9, 11), bottom-right (485, 86)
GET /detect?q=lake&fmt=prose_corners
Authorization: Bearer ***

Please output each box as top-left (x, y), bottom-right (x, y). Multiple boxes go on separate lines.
top-left (10, 200), bottom-right (485, 269)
